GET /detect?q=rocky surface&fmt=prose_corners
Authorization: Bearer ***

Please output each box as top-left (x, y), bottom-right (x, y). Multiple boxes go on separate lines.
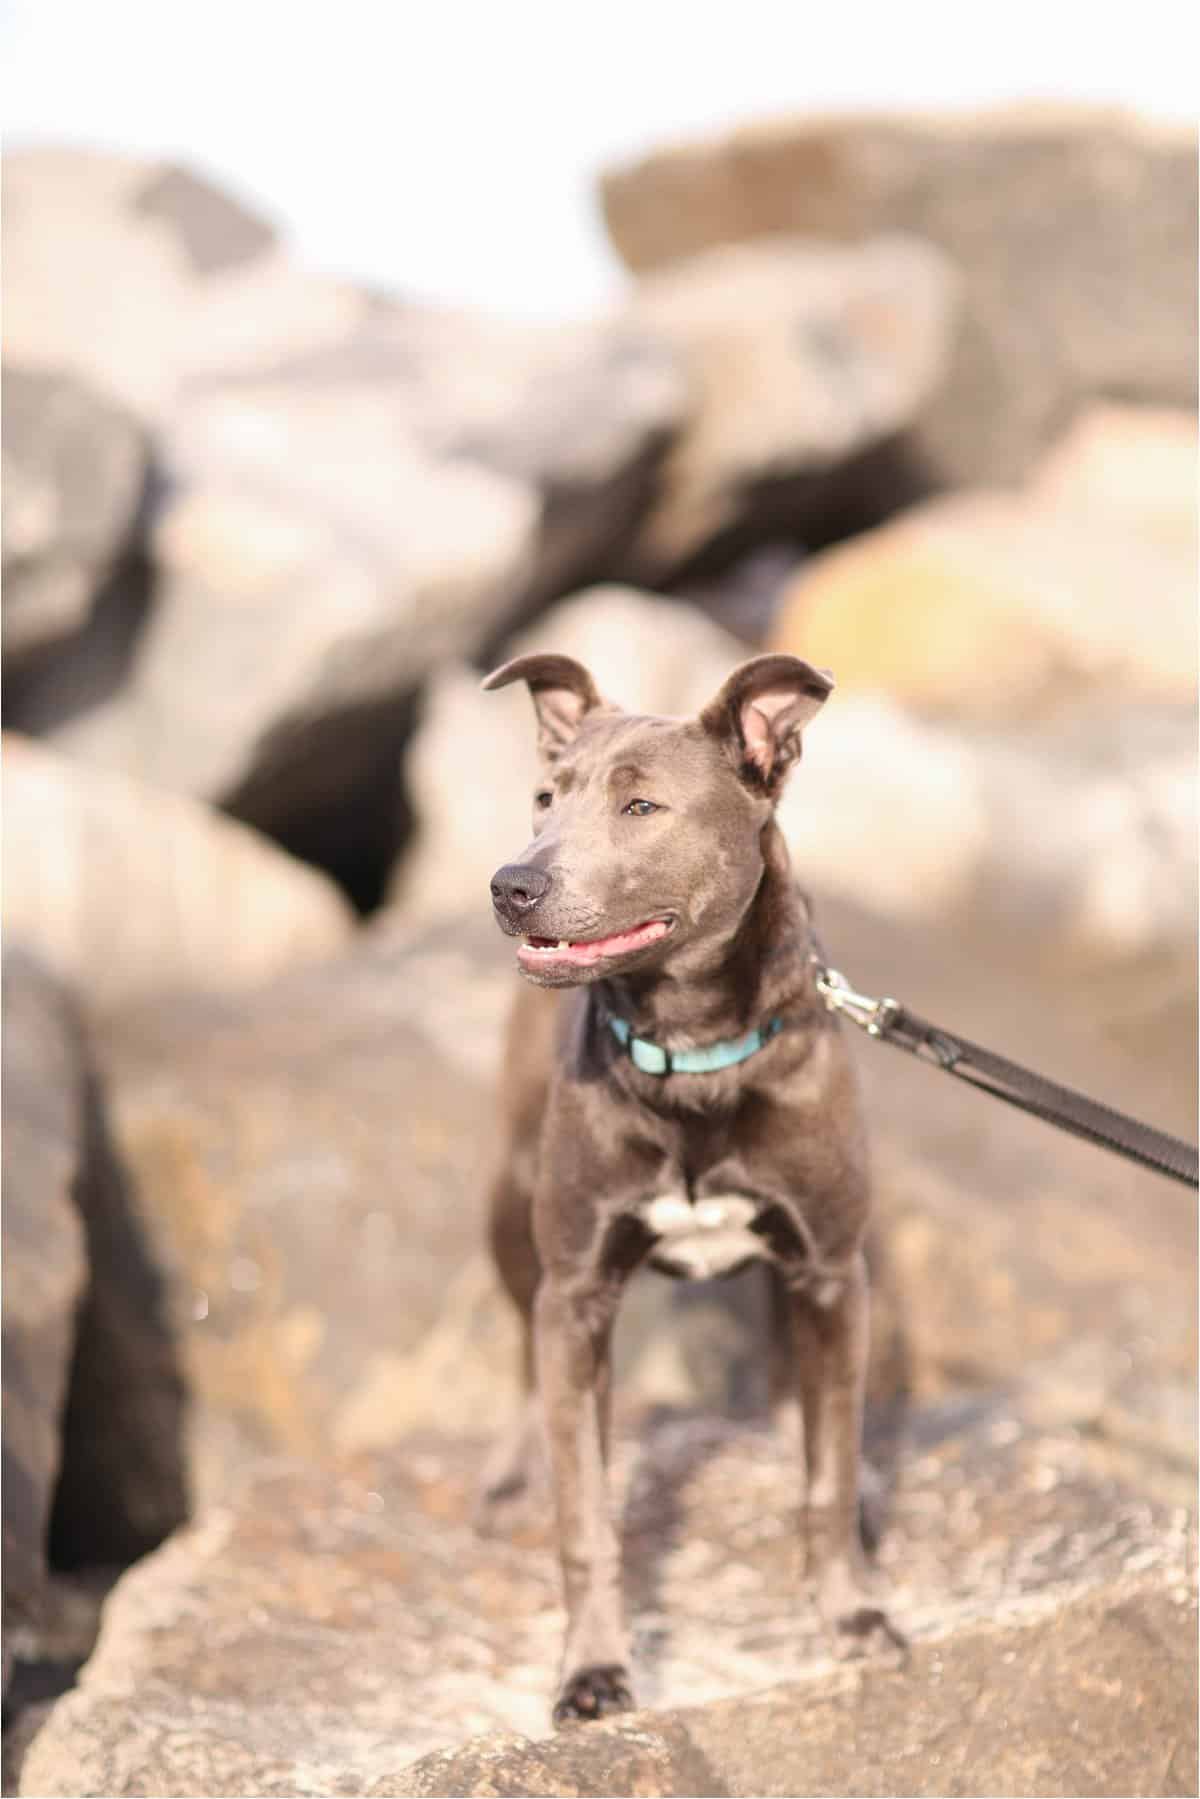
top-left (48, 437), bottom-right (538, 900)
top-left (13, 1411), bottom-right (1195, 1796)
top-left (601, 105), bottom-right (1198, 486)
top-left (770, 406), bottom-right (1198, 721)
top-left (1, 365), bottom-right (149, 683)
top-left (1, 956), bottom-right (88, 1690)
top-left (84, 920), bottom-right (503, 1507)
top-left (2, 118), bottom-right (1196, 1799)
top-left (2, 148), bottom-right (359, 423)
top-left (8, 151), bottom-right (691, 894)
top-left (2, 733), bottom-right (354, 1011)
top-left (624, 234), bottom-right (957, 575)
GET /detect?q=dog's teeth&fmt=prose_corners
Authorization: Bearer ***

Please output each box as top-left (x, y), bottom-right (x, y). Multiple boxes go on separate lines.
top-left (557, 940), bottom-right (570, 951)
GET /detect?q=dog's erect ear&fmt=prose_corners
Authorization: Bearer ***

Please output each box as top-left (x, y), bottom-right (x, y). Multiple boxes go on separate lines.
top-left (699, 654), bottom-right (834, 792)
top-left (482, 653), bottom-right (609, 762)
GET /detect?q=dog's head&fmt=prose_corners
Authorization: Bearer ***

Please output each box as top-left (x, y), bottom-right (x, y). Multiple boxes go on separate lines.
top-left (483, 652), bottom-right (833, 987)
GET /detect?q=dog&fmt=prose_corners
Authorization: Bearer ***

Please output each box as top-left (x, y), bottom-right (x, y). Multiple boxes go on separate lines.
top-left (480, 649), bottom-right (900, 1725)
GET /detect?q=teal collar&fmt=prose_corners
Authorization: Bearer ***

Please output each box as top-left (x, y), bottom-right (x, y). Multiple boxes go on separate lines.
top-left (606, 1011), bottom-right (784, 1076)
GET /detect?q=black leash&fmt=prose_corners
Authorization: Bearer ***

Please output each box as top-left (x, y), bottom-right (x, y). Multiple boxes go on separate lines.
top-left (814, 963), bottom-right (1199, 1190)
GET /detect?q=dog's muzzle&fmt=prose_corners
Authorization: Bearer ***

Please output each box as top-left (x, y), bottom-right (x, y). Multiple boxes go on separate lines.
top-left (490, 862), bottom-right (551, 927)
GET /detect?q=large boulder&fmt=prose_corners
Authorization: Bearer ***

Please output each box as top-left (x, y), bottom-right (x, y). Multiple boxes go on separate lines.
top-left (1, 952), bottom-right (190, 1701)
top-left (12, 1411), bottom-right (1194, 1796)
top-left (624, 234), bottom-right (958, 575)
top-left (46, 435), bottom-right (538, 897)
top-left (2, 734), bottom-right (354, 1013)
top-left (7, 150), bottom-right (689, 891)
top-left (601, 105), bottom-right (1198, 485)
top-left (86, 919), bottom-right (508, 1505)
top-left (1, 366), bottom-right (149, 684)
top-left (1, 957), bottom-right (88, 1688)
top-left (770, 406), bottom-right (1198, 721)
top-left (1, 148), bottom-right (359, 424)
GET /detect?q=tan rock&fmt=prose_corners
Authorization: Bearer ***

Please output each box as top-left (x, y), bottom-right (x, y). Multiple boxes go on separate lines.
top-left (2, 148), bottom-right (358, 423)
top-left (13, 1417), bottom-right (1194, 1796)
top-left (771, 416), bottom-right (1198, 720)
top-left (626, 234), bottom-right (957, 572)
top-left (601, 105), bottom-right (1198, 484)
top-left (2, 735), bottom-right (353, 1011)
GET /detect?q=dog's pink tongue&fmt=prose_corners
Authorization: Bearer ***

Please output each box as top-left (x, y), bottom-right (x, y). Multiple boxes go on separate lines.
top-left (532, 919), bottom-right (669, 965)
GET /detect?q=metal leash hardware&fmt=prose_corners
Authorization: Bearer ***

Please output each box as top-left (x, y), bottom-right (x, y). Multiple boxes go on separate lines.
top-left (813, 963), bottom-right (899, 1038)
top-left (811, 958), bottom-right (1199, 1190)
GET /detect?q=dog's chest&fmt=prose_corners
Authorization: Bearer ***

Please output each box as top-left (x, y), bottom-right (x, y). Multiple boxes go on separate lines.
top-left (637, 1192), bottom-right (764, 1281)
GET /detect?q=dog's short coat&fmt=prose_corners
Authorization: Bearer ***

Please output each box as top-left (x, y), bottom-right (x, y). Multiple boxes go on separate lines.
top-left (481, 651), bottom-right (900, 1724)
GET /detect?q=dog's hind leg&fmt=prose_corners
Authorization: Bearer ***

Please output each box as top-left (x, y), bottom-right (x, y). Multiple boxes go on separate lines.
top-left (477, 1168), bottom-right (545, 1517)
top-left (786, 1251), bottom-right (906, 1662)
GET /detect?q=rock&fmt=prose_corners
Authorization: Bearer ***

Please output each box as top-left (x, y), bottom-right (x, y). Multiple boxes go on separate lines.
top-left (1, 956), bottom-right (88, 1687)
top-left (1, 952), bottom-right (189, 1679)
top-left (625, 234), bottom-right (957, 574)
top-left (48, 439), bottom-right (536, 901)
top-left (2, 735), bottom-right (354, 1013)
top-left (13, 1411), bottom-right (1195, 1796)
top-left (600, 105), bottom-right (1198, 485)
top-left (286, 298), bottom-right (686, 615)
top-left (36, 301), bottom-right (687, 898)
top-left (87, 918), bottom-right (509, 1504)
top-left (770, 410), bottom-right (1198, 721)
top-left (1, 366), bottom-right (149, 680)
top-left (2, 148), bottom-right (360, 423)
top-left (1033, 403), bottom-right (1199, 540)
top-left (394, 1577), bottom-right (1197, 1797)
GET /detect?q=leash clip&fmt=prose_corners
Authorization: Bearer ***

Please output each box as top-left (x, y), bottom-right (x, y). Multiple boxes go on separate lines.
top-left (814, 964), bottom-right (898, 1038)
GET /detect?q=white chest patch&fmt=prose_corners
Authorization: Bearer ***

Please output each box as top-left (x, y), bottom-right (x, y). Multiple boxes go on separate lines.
top-left (638, 1192), bottom-right (763, 1280)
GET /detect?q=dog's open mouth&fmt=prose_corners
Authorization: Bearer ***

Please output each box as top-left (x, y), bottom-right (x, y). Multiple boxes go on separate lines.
top-left (518, 918), bottom-right (672, 969)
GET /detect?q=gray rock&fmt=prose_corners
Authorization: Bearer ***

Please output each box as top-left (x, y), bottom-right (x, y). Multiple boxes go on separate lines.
top-left (601, 105), bottom-right (1198, 486)
top-left (12, 1412), bottom-right (1194, 1796)
top-left (2, 733), bottom-right (354, 1013)
top-left (87, 918), bottom-right (511, 1505)
top-left (2, 148), bottom-right (360, 423)
top-left (2, 365), bottom-right (148, 677)
top-left (625, 234), bottom-right (958, 575)
top-left (1, 956), bottom-right (88, 1688)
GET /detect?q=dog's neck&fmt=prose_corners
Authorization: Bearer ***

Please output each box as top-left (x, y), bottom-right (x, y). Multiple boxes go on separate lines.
top-left (596, 819), bottom-right (816, 1049)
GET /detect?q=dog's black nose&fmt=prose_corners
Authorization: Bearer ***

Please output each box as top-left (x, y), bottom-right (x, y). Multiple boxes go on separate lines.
top-left (490, 863), bottom-right (551, 914)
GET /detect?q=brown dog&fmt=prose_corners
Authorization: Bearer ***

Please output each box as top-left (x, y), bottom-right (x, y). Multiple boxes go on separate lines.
top-left (481, 650), bottom-right (900, 1725)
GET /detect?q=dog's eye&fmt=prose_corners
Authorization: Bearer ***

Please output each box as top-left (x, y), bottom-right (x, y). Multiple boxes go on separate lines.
top-left (623, 798), bottom-right (659, 817)
top-left (534, 790), bottom-right (553, 810)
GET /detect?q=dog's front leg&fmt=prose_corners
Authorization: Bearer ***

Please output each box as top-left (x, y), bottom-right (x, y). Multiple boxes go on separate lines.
top-left (534, 1275), bottom-right (634, 1724)
top-left (789, 1250), bottom-right (906, 1660)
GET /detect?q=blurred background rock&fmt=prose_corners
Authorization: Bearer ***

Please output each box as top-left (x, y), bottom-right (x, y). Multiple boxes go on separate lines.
top-left (2, 5), bottom-right (1196, 1793)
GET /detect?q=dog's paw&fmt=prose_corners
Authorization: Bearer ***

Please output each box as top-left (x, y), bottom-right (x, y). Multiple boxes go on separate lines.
top-left (552, 1664), bottom-right (635, 1726)
top-left (832, 1603), bottom-right (909, 1668)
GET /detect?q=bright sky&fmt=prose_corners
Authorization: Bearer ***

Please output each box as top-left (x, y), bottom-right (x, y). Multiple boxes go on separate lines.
top-left (2, 0), bottom-right (1194, 320)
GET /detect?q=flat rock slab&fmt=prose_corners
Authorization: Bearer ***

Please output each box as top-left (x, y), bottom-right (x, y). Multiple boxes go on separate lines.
top-left (16, 1409), bottom-right (1194, 1795)
top-left (396, 1577), bottom-right (1197, 1797)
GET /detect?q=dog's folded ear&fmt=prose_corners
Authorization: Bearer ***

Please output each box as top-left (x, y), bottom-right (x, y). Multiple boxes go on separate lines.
top-left (482, 653), bottom-right (610, 762)
top-left (699, 654), bottom-right (834, 793)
